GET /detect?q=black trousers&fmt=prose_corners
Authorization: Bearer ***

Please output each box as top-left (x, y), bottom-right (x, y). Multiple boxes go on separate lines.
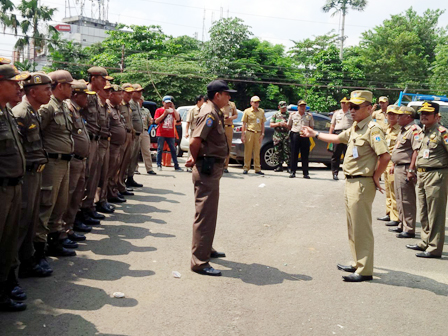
top-left (289, 132), bottom-right (310, 175)
top-left (331, 143), bottom-right (347, 174)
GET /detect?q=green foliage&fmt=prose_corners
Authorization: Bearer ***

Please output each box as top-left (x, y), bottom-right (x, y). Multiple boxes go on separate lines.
top-left (14, 59), bottom-right (37, 71)
top-left (44, 38), bottom-right (89, 79)
top-left (430, 43), bottom-right (448, 94)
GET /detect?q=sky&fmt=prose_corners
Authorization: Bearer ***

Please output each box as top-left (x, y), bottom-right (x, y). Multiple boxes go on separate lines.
top-left (1, 0), bottom-right (447, 59)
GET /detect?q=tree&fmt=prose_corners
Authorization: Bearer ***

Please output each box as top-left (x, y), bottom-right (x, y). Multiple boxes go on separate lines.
top-left (322, 0), bottom-right (368, 60)
top-left (430, 43), bottom-right (448, 94)
top-left (0, 0), bottom-right (19, 35)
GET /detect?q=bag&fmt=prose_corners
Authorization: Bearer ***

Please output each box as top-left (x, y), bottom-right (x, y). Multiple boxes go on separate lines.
top-left (200, 156), bottom-right (215, 175)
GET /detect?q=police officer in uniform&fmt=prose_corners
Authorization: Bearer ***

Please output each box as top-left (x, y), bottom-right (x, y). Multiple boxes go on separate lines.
top-left (12, 73), bottom-right (52, 280)
top-left (221, 99), bottom-right (237, 173)
top-left (185, 80), bottom-right (236, 276)
top-left (138, 96), bottom-right (156, 175)
top-left (389, 106), bottom-right (421, 238)
top-left (242, 96), bottom-right (266, 175)
top-left (302, 90), bottom-right (390, 282)
top-left (372, 96), bottom-right (389, 132)
top-left (288, 100), bottom-right (314, 178)
top-left (0, 64), bottom-right (29, 312)
top-left (407, 102), bottom-right (448, 258)
top-left (329, 97), bottom-right (353, 180)
top-left (270, 101), bottom-right (290, 172)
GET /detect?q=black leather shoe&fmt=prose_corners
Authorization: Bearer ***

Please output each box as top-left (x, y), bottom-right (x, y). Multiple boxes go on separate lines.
top-left (108, 196), bottom-right (126, 203)
top-left (274, 167), bottom-right (283, 172)
top-left (337, 264), bottom-right (356, 273)
top-left (377, 215), bottom-right (390, 221)
top-left (18, 261), bottom-right (52, 278)
top-left (87, 209), bottom-right (105, 220)
top-left (126, 187), bottom-right (133, 192)
top-left (126, 177), bottom-right (143, 188)
top-left (397, 232), bottom-right (415, 239)
top-left (10, 285), bottom-right (26, 301)
top-left (243, 170), bottom-right (248, 174)
top-left (193, 267), bottom-right (222, 276)
top-left (406, 244), bottom-right (425, 251)
top-left (333, 174), bottom-right (339, 180)
top-left (121, 190), bottom-right (134, 196)
top-left (73, 222), bottom-right (92, 233)
top-left (0, 297), bottom-right (26, 312)
top-left (388, 227), bottom-right (402, 233)
top-left (223, 169), bottom-right (229, 173)
top-left (303, 175), bottom-right (311, 179)
top-left (68, 232), bottom-right (86, 242)
top-left (79, 209), bottom-right (102, 223)
top-left (342, 273), bottom-right (373, 282)
top-left (255, 171), bottom-right (264, 175)
top-left (148, 170), bottom-right (157, 175)
top-left (416, 252), bottom-right (441, 259)
top-left (60, 238), bottom-right (78, 249)
top-left (210, 251), bottom-right (226, 258)
top-left (47, 246), bottom-right (76, 257)
top-left (96, 202), bottom-right (113, 214)
top-left (385, 221), bottom-right (400, 227)
top-left (289, 173), bottom-right (296, 178)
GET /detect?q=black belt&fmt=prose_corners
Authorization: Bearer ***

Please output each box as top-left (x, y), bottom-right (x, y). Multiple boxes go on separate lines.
top-left (127, 130), bottom-right (132, 133)
top-left (135, 132), bottom-right (141, 136)
top-left (197, 157), bottom-right (225, 164)
top-left (0, 176), bottom-right (23, 186)
top-left (99, 136), bottom-right (110, 141)
top-left (225, 125), bottom-right (233, 127)
top-left (26, 163), bottom-right (46, 173)
top-left (89, 133), bottom-right (100, 141)
top-left (417, 167), bottom-right (447, 173)
top-left (246, 129), bottom-right (262, 134)
top-left (394, 163), bottom-right (410, 166)
top-left (73, 154), bottom-right (87, 161)
top-left (345, 175), bottom-right (371, 179)
top-left (48, 153), bottom-right (73, 161)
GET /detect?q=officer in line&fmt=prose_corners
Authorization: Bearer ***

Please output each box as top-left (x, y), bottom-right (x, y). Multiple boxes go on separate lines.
top-left (407, 102), bottom-right (448, 258)
top-left (241, 96), bottom-right (266, 175)
top-left (139, 96), bottom-right (157, 175)
top-left (186, 95), bottom-right (205, 172)
top-left (0, 64), bottom-right (29, 312)
top-left (288, 100), bottom-right (314, 179)
top-left (302, 90), bottom-right (390, 282)
top-left (12, 73), bottom-right (52, 281)
top-left (270, 101), bottom-right (290, 172)
top-left (185, 79), bottom-right (235, 276)
top-left (372, 96), bottom-right (389, 132)
top-left (329, 97), bottom-right (352, 180)
top-left (389, 106), bottom-right (421, 239)
top-left (382, 105), bottom-right (401, 228)
top-left (221, 99), bottom-right (238, 173)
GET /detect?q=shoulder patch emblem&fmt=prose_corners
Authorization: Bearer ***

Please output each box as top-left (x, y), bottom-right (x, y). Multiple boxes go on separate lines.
top-left (374, 136), bottom-right (381, 142)
top-left (206, 118), bottom-right (213, 127)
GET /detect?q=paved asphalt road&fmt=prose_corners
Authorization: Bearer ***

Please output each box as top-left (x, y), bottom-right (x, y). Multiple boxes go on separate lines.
top-left (1, 159), bottom-right (447, 336)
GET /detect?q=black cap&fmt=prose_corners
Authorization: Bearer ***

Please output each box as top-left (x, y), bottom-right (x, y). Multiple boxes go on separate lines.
top-left (207, 80), bottom-right (237, 93)
top-left (418, 101), bottom-right (440, 114)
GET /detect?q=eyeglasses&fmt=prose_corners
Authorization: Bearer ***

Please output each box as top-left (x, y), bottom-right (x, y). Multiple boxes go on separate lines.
top-left (349, 103), bottom-right (371, 111)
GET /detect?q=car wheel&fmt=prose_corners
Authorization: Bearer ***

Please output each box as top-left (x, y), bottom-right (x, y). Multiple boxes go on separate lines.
top-left (260, 143), bottom-right (277, 170)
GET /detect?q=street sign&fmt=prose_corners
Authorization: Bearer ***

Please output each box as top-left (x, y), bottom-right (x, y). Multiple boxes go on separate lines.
top-left (54, 24), bottom-right (71, 32)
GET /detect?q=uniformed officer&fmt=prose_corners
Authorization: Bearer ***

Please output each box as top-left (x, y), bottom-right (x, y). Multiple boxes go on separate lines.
top-left (302, 90), bottom-right (390, 282)
top-left (221, 99), bottom-right (238, 173)
top-left (407, 102), bottom-right (448, 258)
top-left (36, 70), bottom-right (76, 258)
top-left (288, 100), bottom-right (314, 178)
top-left (329, 97), bottom-right (353, 180)
top-left (382, 105), bottom-right (401, 227)
top-left (241, 96), bottom-right (266, 175)
top-left (0, 64), bottom-right (29, 312)
top-left (63, 80), bottom-right (95, 245)
top-left (185, 80), bottom-right (235, 276)
top-left (138, 96), bottom-right (156, 175)
top-left (270, 101), bottom-right (290, 172)
top-left (372, 96), bottom-right (389, 132)
top-left (12, 73), bottom-right (52, 280)
top-left (186, 95), bottom-right (205, 172)
top-left (389, 106), bottom-right (421, 238)
top-left (126, 83), bottom-right (144, 188)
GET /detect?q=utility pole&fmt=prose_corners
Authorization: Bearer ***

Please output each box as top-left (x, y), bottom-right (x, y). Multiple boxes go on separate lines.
top-left (202, 8), bottom-right (206, 42)
top-left (340, 6), bottom-right (346, 60)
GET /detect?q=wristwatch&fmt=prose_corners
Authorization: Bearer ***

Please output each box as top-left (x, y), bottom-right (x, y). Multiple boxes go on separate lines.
top-left (314, 131), bottom-right (320, 139)
top-left (408, 169), bottom-right (416, 173)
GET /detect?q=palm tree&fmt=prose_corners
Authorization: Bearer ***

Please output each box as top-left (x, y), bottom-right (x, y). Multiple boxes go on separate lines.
top-left (0, 0), bottom-right (19, 35)
top-left (322, 0), bottom-right (368, 60)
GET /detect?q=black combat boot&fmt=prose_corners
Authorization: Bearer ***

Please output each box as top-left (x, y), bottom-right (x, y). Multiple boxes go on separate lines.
top-left (0, 282), bottom-right (26, 312)
top-left (18, 257), bottom-right (52, 278)
top-left (79, 208), bottom-right (103, 223)
top-left (33, 242), bottom-right (53, 274)
top-left (126, 176), bottom-right (143, 188)
top-left (47, 232), bottom-right (76, 257)
top-left (6, 268), bottom-right (26, 301)
top-left (96, 201), bottom-right (114, 214)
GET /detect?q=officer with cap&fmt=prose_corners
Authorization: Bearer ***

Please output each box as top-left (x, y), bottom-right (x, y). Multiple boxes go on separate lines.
top-left (407, 102), bottom-right (448, 258)
top-left (288, 99), bottom-right (314, 178)
top-left (138, 96), bottom-right (157, 175)
top-left (270, 101), bottom-right (291, 172)
top-left (382, 105), bottom-right (401, 228)
top-left (329, 97), bottom-right (353, 180)
top-left (221, 99), bottom-right (238, 173)
top-left (241, 96), bottom-right (266, 175)
top-left (0, 64), bottom-right (29, 312)
top-left (0, 56), bottom-right (12, 65)
top-left (36, 70), bottom-right (76, 258)
top-left (302, 90), bottom-right (390, 282)
top-left (12, 73), bottom-right (52, 280)
top-left (389, 106), bottom-right (421, 239)
top-left (63, 80), bottom-right (95, 243)
top-left (372, 96), bottom-right (389, 132)
top-left (185, 79), bottom-right (236, 276)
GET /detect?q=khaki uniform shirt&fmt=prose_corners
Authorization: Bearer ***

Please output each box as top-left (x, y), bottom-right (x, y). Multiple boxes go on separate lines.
top-left (66, 100), bottom-right (90, 158)
top-left (372, 110), bottom-right (388, 132)
top-left (288, 112), bottom-right (314, 133)
top-left (0, 105), bottom-right (25, 178)
top-left (38, 95), bottom-right (74, 154)
top-left (386, 123), bottom-right (401, 153)
top-left (331, 109), bottom-right (353, 131)
top-left (130, 99), bottom-right (143, 134)
top-left (12, 98), bottom-right (47, 165)
top-left (192, 101), bottom-right (228, 159)
top-left (120, 101), bottom-right (133, 133)
top-left (242, 107), bottom-right (266, 133)
top-left (141, 106), bottom-right (152, 131)
top-left (107, 102), bottom-right (127, 146)
top-left (338, 116), bottom-right (388, 176)
top-left (97, 97), bottom-right (110, 139)
top-left (221, 101), bottom-right (237, 126)
top-left (391, 122), bottom-right (421, 165)
top-left (81, 94), bottom-right (101, 137)
top-left (186, 105), bottom-right (201, 131)
top-left (416, 124), bottom-right (448, 169)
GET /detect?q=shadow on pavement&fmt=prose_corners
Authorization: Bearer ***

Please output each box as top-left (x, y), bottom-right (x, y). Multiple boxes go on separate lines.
top-left (77, 237), bottom-right (157, 256)
top-left (140, 187), bottom-right (185, 196)
top-left (212, 258), bottom-right (312, 286)
top-left (88, 224), bottom-right (175, 240)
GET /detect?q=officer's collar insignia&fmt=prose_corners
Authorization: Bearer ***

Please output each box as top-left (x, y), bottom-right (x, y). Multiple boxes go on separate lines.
top-left (430, 133), bottom-right (436, 139)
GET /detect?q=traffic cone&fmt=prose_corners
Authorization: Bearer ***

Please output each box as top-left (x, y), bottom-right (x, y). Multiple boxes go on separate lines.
top-left (162, 143), bottom-right (173, 167)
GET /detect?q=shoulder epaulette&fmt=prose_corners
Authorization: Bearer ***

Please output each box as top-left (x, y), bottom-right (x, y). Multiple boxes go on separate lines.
top-left (438, 125), bottom-right (446, 133)
top-left (368, 121), bottom-right (377, 129)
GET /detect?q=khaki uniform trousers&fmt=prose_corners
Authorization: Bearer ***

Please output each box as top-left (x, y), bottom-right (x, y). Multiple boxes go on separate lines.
top-left (117, 133), bottom-right (133, 193)
top-left (63, 158), bottom-right (86, 233)
top-left (0, 185), bottom-right (21, 281)
top-left (224, 125), bottom-right (233, 169)
top-left (345, 177), bottom-right (376, 276)
top-left (191, 161), bottom-right (224, 271)
top-left (107, 143), bottom-right (122, 199)
top-left (394, 165), bottom-right (416, 233)
top-left (384, 162), bottom-right (399, 221)
top-left (140, 131), bottom-right (154, 172)
top-left (128, 135), bottom-right (141, 177)
top-left (97, 139), bottom-right (110, 203)
top-left (243, 131), bottom-right (262, 172)
top-left (81, 140), bottom-right (99, 210)
top-left (36, 158), bottom-right (70, 243)
top-left (416, 169), bottom-right (448, 256)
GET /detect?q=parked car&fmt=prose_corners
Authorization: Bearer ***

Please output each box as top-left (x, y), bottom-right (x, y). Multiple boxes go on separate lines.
top-left (230, 111), bottom-right (334, 170)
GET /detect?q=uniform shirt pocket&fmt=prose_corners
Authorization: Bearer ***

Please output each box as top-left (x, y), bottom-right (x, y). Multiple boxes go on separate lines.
top-left (0, 130), bottom-right (17, 155)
